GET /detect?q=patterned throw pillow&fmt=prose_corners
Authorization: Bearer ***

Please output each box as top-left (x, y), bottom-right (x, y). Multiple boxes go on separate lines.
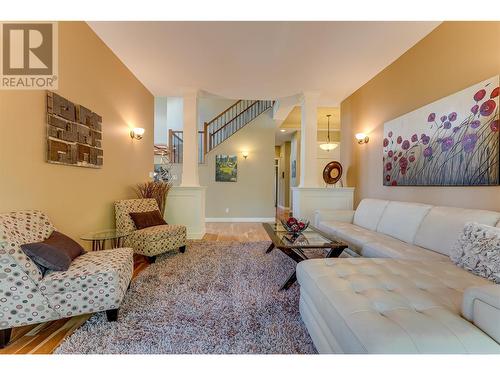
top-left (450, 222), bottom-right (500, 283)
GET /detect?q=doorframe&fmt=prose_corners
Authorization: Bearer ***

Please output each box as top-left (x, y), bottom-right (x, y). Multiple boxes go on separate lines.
top-left (274, 158), bottom-right (280, 208)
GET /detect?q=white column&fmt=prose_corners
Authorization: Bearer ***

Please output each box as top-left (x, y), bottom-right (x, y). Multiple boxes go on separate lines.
top-left (181, 91), bottom-right (199, 187)
top-left (166, 90), bottom-right (206, 239)
top-left (299, 91), bottom-right (320, 188)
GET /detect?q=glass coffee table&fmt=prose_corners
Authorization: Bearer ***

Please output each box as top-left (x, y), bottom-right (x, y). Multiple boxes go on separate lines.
top-left (262, 222), bottom-right (348, 290)
top-left (80, 229), bottom-right (129, 251)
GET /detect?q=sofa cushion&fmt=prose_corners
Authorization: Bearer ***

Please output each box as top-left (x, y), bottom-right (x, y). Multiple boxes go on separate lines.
top-left (316, 220), bottom-right (354, 237)
top-left (414, 206), bottom-right (500, 256)
top-left (361, 237), bottom-right (449, 262)
top-left (297, 258), bottom-right (499, 353)
top-left (333, 223), bottom-right (391, 253)
top-left (376, 201), bottom-right (432, 244)
top-left (353, 199), bottom-right (389, 231)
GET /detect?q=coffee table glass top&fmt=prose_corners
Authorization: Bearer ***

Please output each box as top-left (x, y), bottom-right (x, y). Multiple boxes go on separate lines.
top-left (263, 222), bottom-right (340, 248)
top-left (80, 229), bottom-right (129, 241)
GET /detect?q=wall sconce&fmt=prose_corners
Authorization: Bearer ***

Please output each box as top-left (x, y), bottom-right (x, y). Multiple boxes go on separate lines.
top-left (130, 127), bottom-right (145, 140)
top-left (242, 151), bottom-right (249, 159)
top-left (355, 133), bottom-right (369, 144)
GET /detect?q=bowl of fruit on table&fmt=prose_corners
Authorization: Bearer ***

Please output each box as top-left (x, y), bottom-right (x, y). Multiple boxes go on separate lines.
top-left (280, 217), bottom-right (309, 234)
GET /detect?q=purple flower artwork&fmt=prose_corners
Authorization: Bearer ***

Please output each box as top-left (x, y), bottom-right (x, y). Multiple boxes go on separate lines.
top-left (383, 76), bottom-right (499, 186)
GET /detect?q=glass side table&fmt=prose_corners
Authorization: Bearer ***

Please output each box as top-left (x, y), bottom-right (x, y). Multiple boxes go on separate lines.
top-left (80, 229), bottom-right (129, 251)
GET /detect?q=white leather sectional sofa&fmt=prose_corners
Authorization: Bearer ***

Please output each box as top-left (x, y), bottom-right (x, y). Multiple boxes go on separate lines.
top-left (296, 199), bottom-right (500, 354)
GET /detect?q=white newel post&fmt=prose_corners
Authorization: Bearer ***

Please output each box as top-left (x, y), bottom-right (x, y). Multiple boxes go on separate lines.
top-left (292, 91), bottom-right (355, 221)
top-left (165, 90), bottom-right (206, 239)
top-left (299, 91), bottom-right (319, 188)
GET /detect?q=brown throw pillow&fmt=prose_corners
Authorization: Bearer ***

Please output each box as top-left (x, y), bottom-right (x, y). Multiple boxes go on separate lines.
top-left (129, 210), bottom-right (167, 230)
top-left (21, 231), bottom-right (84, 273)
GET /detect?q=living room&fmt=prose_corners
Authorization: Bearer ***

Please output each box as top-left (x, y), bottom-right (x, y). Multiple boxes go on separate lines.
top-left (1, 1), bottom-right (499, 374)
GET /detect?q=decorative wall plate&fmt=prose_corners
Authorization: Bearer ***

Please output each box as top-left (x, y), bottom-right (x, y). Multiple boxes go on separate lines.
top-left (323, 161), bottom-right (343, 185)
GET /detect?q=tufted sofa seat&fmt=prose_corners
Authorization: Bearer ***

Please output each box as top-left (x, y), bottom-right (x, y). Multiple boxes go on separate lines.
top-left (297, 258), bottom-right (500, 354)
top-left (302, 199), bottom-right (500, 353)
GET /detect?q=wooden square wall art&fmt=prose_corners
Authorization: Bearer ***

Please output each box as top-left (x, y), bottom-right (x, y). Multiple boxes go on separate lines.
top-left (46, 92), bottom-right (103, 168)
top-left (383, 76), bottom-right (499, 186)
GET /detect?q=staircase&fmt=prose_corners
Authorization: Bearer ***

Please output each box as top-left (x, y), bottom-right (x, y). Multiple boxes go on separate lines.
top-left (169, 99), bottom-right (274, 163)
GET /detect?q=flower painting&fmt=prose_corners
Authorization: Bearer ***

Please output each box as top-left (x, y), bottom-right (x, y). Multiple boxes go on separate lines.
top-left (383, 76), bottom-right (499, 186)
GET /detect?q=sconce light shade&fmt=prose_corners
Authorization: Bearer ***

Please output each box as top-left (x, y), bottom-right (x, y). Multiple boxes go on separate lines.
top-left (130, 127), bottom-right (145, 140)
top-left (242, 151), bottom-right (249, 159)
top-left (355, 133), bottom-right (369, 144)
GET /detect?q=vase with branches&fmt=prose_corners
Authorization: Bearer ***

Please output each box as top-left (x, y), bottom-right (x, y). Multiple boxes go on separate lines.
top-left (135, 181), bottom-right (171, 215)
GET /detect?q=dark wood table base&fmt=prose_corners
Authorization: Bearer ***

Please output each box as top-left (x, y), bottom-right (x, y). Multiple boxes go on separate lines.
top-left (262, 224), bottom-right (347, 291)
top-left (277, 246), bottom-right (345, 291)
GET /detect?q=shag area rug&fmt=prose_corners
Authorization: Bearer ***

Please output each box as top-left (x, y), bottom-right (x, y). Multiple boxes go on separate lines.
top-left (55, 241), bottom-right (317, 354)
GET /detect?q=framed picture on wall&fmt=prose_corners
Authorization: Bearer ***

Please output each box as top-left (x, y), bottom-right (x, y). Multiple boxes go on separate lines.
top-left (215, 154), bottom-right (237, 182)
top-left (383, 76), bottom-right (499, 186)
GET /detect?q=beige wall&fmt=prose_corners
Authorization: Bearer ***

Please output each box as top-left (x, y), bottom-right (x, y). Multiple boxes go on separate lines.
top-left (341, 22), bottom-right (500, 211)
top-left (169, 111), bottom-right (276, 219)
top-left (0, 22), bottom-right (154, 243)
top-left (201, 110), bottom-right (275, 219)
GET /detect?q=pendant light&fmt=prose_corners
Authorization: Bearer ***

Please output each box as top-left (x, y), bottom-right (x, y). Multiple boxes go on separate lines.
top-left (320, 114), bottom-right (337, 151)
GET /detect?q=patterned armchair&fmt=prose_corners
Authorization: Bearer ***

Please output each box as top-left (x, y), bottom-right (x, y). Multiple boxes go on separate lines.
top-left (0, 210), bottom-right (134, 348)
top-left (114, 198), bottom-right (186, 262)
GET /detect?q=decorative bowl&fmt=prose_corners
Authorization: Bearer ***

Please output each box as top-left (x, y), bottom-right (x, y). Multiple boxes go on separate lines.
top-left (280, 217), bottom-right (309, 234)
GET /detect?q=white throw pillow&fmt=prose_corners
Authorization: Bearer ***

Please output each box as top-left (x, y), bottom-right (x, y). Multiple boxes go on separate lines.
top-left (450, 222), bottom-right (500, 283)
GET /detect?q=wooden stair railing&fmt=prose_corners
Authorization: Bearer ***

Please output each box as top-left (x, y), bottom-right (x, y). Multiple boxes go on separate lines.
top-left (168, 129), bottom-right (205, 164)
top-left (204, 99), bottom-right (274, 153)
top-left (169, 99), bottom-right (273, 164)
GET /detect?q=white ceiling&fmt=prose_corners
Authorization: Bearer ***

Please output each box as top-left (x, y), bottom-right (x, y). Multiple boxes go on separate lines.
top-left (88, 21), bottom-right (440, 105)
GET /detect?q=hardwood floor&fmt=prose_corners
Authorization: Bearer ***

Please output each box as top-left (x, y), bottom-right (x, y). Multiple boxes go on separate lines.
top-left (0, 209), bottom-right (289, 354)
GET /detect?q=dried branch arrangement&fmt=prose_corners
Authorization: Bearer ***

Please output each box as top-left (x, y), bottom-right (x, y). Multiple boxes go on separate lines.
top-left (135, 181), bottom-right (171, 215)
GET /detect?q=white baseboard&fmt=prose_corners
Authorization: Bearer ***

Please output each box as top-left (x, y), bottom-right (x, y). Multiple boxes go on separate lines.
top-left (205, 217), bottom-right (275, 223)
top-left (187, 231), bottom-right (205, 240)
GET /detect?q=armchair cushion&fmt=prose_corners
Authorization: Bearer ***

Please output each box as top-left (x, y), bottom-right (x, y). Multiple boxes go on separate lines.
top-left (115, 198), bottom-right (160, 234)
top-left (40, 248), bottom-right (133, 316)
top-left (116, 199), bottom-right (187, 257)
top-left (124, 225), bottom-right (186, 256)
top-left (127, 224), bottom-right (185, 242)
